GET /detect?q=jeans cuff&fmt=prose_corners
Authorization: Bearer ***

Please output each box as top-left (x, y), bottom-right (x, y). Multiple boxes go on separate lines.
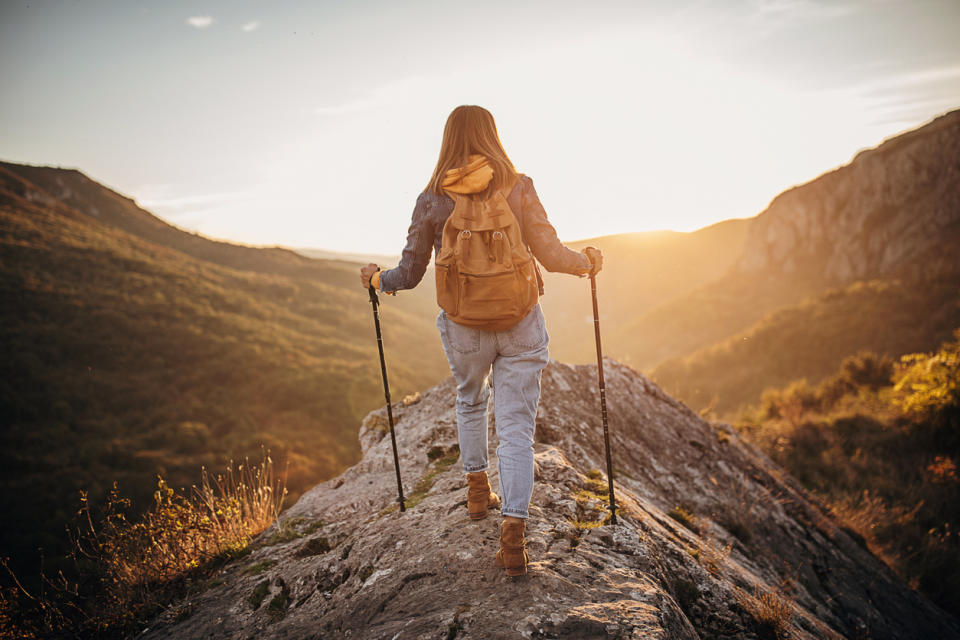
top-left (502, 507), bottom-right (529, 518)
top-left (463, 463), bottom-right (488, 473)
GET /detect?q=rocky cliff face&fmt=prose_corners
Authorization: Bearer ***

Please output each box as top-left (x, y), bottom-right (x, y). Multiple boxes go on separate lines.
top-left (141, 361), bottom-right (959, 639)
top-left (734, 109), bottom-right (960, 285)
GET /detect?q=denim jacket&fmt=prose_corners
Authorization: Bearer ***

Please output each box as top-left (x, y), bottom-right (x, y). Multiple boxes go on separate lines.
top-left (379, 175), bottom-right (590, 294)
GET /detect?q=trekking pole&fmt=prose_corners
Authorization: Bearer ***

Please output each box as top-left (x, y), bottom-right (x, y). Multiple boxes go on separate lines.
top-left (368, 284), bottom-right (406, 512)
top-left (589, 272), bottom-right (617, 525)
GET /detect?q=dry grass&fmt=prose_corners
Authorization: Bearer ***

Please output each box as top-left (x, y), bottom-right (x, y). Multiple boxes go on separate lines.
top-left (115, 456), bottom-right (285, 585)
top-left (1, 452), bottom-right (287, 639)
top-left (738, 583), bottom-right (795, 639)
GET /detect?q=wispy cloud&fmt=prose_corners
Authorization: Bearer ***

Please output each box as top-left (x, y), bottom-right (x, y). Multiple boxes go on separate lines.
top-left (241, 21), bottom-right (260, 33)
top-left (853, 64), bottom-right (960, 126)
top-left (744, 0), bottom-right (859, 36)
top-left (754, 0), bottom-right (858, 19)
top-left (315, 97), bottom-right (380, 117)
top-left (867, 64), bottom-right (960, 90)
top-left (138, 189), bottom-right (251, 214)
top-left (186, 16), bottom-right (214, 29)
top-left (314, 76), bottom-right (431, 117)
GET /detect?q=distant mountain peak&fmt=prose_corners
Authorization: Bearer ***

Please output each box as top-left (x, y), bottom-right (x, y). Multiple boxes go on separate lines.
top-left (734, 108), bottom-right (960, 284)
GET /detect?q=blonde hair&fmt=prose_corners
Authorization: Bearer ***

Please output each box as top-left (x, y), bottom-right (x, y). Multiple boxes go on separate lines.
top-left (427, 105), bottom-right (518, 195)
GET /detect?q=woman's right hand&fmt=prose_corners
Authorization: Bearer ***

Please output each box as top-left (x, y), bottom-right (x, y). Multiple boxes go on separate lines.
top-left (360, 263), bottom-right (379, 289)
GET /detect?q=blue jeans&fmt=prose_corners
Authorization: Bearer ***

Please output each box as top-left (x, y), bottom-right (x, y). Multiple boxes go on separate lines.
top-left (436, 304), bottom-right (550, 519)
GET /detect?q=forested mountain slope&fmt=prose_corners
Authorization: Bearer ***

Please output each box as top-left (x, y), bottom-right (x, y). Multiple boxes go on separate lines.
top-left (619, 109), bottom-right (960, 414)
top-left (540, 218), bottom-right (751, 363)
top-left (0, 161), bottom-right (448, 580)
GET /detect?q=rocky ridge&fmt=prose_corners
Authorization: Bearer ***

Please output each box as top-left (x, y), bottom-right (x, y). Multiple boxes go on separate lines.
top-left (142, 361), bottom-right (960, 639)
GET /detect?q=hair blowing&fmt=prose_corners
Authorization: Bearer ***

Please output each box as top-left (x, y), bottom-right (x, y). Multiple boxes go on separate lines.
top-left (427, 105), bottom-right (519, 195)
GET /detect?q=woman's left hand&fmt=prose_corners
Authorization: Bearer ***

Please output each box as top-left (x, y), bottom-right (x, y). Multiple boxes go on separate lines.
top-left (583, 247), bottom-right (603, 275)
top-left (360, 263), bottom-right (379, 289)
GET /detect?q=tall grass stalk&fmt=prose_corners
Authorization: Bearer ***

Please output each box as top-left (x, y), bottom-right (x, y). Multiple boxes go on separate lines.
top-left (2, 451), bottom-right (287, 639)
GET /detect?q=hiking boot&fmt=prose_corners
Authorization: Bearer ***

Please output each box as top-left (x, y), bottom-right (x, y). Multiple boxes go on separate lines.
top-left (496, 516), bottom-right (528, 576)
top-left (467, 471), bottom-right (501, 520)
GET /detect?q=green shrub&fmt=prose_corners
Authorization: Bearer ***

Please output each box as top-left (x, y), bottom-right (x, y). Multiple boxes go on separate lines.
top-left (736, 330), bottom-right (960, 616)
top-left (895, 330), bottom-right (960, 420)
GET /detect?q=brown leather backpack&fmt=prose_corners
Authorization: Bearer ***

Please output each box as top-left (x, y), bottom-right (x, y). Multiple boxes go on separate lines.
top-left (435, 177), bottom-right (539, 331)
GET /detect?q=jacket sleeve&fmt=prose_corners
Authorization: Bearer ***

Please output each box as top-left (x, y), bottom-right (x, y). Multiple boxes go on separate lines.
top-left (519, 177), bottom-right (591, 275)
top-left (378, 191), bottom-right (436, 293)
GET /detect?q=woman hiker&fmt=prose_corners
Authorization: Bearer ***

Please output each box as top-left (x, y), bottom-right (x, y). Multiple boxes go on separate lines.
top-left (359, 105), bottom-right (602, 576)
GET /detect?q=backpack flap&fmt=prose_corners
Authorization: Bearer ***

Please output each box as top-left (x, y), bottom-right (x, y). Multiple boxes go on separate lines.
top-left (435, 181), bottom-right (539, 331)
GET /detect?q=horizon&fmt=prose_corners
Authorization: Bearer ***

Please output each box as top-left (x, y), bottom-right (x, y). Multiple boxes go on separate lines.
top-left (2, 0), bottom-right (959, 254)
top-left (2, 106), bottom-right (943, 257)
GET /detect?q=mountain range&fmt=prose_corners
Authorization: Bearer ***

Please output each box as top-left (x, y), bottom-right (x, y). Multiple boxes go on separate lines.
top-left (2, 106), bottom-right (957, 601)
top-left (534, 109), bottom-right (958, 415)
top-left (647, 108), bottom-right (960, 414)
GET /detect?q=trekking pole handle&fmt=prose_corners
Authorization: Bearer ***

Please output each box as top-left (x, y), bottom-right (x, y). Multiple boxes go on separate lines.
top-left (368, 284), bottom-right (379, 305)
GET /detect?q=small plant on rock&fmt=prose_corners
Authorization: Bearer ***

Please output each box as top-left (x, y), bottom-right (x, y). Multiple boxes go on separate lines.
top-left (667, 505), bottom-right (700, 534)
top-left (249, 579), bottom-right (270, 610)
top-left (738, 584), bottom-right (794, 640)
top-left (569, 473), bottom-right (620, 531)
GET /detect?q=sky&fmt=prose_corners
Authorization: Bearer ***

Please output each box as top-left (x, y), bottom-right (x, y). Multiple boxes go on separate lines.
top-left (1, 0), bottom-right (958, 255)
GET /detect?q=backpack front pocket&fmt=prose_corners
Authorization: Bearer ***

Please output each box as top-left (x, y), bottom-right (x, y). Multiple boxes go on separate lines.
top-left (457, 269), bottom-right (522, 323)
top-left (435, 261), bottom-right (460, 316)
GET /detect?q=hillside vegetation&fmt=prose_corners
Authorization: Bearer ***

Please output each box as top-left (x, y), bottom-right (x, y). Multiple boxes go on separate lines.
top-left (654, 276), bottom-right (960, 416)
top-left (613, 110), bottom-right (960, 375)
top-left (539, 219), bottom-right (751, 363)
top-left (736, 332), bottom-right (960, 615)
top-left (0, 162), bottom-right (448, 584)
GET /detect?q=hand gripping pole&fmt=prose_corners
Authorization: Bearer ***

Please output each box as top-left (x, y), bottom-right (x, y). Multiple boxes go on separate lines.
top-left (369, 285), bottom-right (406, 512)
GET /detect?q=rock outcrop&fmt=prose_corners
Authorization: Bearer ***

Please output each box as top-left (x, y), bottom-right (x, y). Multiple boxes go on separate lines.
top-left (142, 361), bottom-right (960, 639)
top-left (734, 109), bottom-right (960, 284)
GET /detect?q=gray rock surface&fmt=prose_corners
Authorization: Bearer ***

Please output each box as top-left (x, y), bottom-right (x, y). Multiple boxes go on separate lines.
top-left (142, 360), bottom-right (960, 639)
